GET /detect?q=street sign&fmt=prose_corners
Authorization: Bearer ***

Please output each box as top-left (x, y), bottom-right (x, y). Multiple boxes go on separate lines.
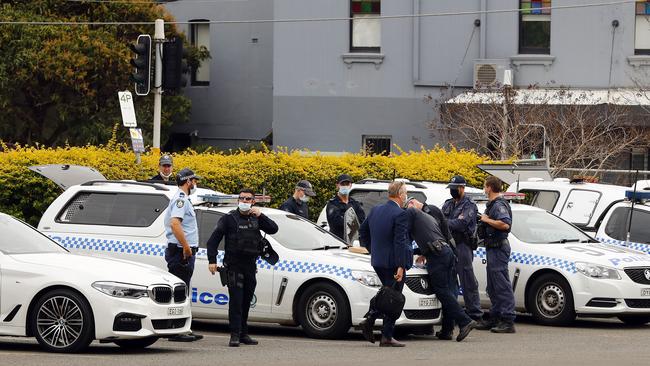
top-left (118, 91), bottom-right (137, 127)
top-left (129, 128), bottom-right (145, 153)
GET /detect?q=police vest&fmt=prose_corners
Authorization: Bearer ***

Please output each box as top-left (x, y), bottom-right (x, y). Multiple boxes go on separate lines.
top-left (226, 210), bottom-right (263, 256)
top-left (484, 198), bottom-right (512, 242)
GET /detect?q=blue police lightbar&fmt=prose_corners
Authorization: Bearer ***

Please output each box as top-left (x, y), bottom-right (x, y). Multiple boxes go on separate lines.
top-left (199, 194), bottom-right (271, 204)
top-left (625, 190), bottom-right (650, 201)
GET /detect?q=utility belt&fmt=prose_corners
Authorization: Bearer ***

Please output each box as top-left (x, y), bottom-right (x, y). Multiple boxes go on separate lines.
top-left (484, 238), bottom-right (509, 249)
top-left (420, 239), bottom-right (449, 257)
top-left (167, 244), bottom-right (199, 255)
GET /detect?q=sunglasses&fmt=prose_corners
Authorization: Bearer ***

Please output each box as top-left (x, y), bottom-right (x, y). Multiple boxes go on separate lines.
top-left (238, 196), bottom-right (254, 202)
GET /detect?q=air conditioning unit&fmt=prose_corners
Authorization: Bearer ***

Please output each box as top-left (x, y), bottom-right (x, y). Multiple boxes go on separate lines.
top-left (473, 59), bottom-right (511, 90)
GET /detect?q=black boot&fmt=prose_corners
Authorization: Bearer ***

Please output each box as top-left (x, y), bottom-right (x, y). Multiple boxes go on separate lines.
top-left (435, 330), bottom-right (453, 340)
top-left (239, 334), bottom-right (259, 345)
top-left (456, 320), bottom-right (477, 342)
top-left (229, 334), bottom-right (240, 347)
top-left (359, 317), bottom-right (376, 343)
top-left (474, 317), bottom-right (499, 331)
top-left (490, 320), bottom-right (516, 333)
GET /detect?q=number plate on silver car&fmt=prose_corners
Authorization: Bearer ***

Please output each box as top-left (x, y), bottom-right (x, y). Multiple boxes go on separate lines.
top-left (642, 289), bottom-right (650, 297)
top-left (419, 298), bottom-right (437, 307)
top-left (168, 307), bottom-right (184, 316)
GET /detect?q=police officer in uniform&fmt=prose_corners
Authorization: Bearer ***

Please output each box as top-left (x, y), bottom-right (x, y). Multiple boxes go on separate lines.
top-left (150, 154), bottom-right (174, 182)
top-left (326, 174), bottom-right (365, 240)
top-left (441, 175), bottom-right (483, 322)
top-left (207, 188), bottom-right (279, 347)
top-left (475, 176), bottom-right (516, 333)
top-left (279, 180), bottom-right (316, 219)
top-left (405, 199), bottom-right (477, 342)
top-left (164, 168), bottom-right (203, 342)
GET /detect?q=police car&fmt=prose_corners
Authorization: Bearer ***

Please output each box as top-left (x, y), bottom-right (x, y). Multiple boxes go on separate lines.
top-left (318, 179), bottom-right (650, 326)
top-left (595, 190), bottom-right (650, 256)
top-left (0, 212), bottom-right (191, 353)
top-left (33, 166), bottom-right (441, 339)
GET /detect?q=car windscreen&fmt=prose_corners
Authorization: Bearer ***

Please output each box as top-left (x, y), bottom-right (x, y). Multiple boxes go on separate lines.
top-left (0, 215), bottom-right (67, 254)
top-left (269, 213), bottom-right (346, 250)
top-left (510, 210), bottom-right (592, 244)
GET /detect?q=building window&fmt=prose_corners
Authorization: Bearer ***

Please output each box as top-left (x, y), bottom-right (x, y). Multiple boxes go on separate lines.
top-left (635, 1), bottom-right (650, 55)
top-left (363, 135), bottom-right (391, 155)
top-left (519, 1), bottom-right (551, 54)
top-left (350, 1), bottom-right (381, 52)
top-left (190, 20), bottom-right (210, 86)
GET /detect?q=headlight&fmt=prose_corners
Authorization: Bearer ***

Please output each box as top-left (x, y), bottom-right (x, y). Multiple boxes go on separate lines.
top-left (92, 281), bottom-right (149, 299)
top-left (575, 262), bottom-right (621, 280)
top-left (351, 271), bottom-right (382, 287)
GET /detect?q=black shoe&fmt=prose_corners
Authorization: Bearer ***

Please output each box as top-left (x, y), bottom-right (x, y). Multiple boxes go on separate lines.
top-left (490, 321), bottom-right (516, 334)
top-left (168, 334), bottom-right (200, 342)
top-left (435, 330), bottom-right (453, 340)
top-left (360, 318), bottom-right (376, 344)
top-left (229, 334), bottom-right (240, 347)
top-left (239, 335), bottom-right (259, 345)
top-left (475, 318), bottom-right (499, 331)
top-left (456, 320), bottom-right (477, 342)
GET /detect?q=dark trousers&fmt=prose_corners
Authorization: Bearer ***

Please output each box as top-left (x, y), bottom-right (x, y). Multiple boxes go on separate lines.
top-left (227, 270), bottom-right (257, 336)
top-left (455, 242), bottom-right (483, 319)
top-left (426, 246), bottom-right (472, 332)
top-left (486, 241), bottom-right (516, 322)
top-left (368, 267), bottom-right (404, 339)
top-left (165, 245), bottom-right (196, 287)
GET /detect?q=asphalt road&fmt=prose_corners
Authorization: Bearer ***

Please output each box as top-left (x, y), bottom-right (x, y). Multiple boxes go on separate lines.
top-left (1, 316), bottom-right (649, 366)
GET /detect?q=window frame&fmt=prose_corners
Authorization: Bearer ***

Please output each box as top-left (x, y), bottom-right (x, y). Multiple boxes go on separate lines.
top-left (518, 0), bottom-right (551, 55)
top-left (197, 209), bottom-right (226, 249)
top-left (604, 206), bottom-right (650, 244)
top-left (349, 1), bottom-right (381, 53)
top-left (519, 189), bottom-right (561, 212)
top-left (189, 19), bottom-right (210, 86)
top-left (362, 134), bottom-right (391, 156)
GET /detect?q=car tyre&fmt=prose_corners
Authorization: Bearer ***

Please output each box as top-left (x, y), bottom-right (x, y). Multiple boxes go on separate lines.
top-left (30, 288), bottom-right (95, 353)
top-left (114, 337), bottom-right (159, 349)
top-left (297, 282), bottom-right (351, 339)
top-left (527, 273), bottom-right (576, 326)
top-left (617, 316), bottom-right (650, 326)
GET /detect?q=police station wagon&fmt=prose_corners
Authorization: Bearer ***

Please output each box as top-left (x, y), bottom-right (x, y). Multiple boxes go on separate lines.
top-left (319, 179), bottom-right (650, 326)
top-left (33, 166), bottom-right (441, 339)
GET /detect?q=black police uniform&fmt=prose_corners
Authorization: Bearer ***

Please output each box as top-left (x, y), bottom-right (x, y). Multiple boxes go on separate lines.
top-left (150, 173), bottom-right (169, 181)
top-left (206, 209), bottom-right (278, 344)
top-left (325, 195), bottom-right (365, 240)
top-left (279, 197), bottom-right (309, 219)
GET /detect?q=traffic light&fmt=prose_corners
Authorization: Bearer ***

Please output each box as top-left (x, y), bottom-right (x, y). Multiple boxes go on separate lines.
top-left (129, 34), bottom-right (152, 96)
top-left (162, 37), bottom-right (189, 92)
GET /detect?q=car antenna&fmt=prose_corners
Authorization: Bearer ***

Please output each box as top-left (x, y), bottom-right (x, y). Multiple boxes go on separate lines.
top-left (625, 170), bottom-right (639, 247)
top-left (392, 169), bottom-right (396, 180)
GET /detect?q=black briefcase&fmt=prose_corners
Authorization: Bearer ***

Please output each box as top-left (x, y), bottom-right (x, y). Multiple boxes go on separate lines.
top-left (373, 284), bottom-right (406, 320)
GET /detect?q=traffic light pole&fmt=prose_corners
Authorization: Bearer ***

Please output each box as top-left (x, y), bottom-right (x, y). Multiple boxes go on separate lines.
top-left (152, 19), bottom-right (164, 154)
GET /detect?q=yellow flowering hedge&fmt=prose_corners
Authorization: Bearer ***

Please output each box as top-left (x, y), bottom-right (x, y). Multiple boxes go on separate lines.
top-left (1, 144), bottom-right (489, 225)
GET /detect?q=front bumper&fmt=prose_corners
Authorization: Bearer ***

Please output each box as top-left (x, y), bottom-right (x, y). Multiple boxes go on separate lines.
top-left (572, 273), bottom-right (650, 316)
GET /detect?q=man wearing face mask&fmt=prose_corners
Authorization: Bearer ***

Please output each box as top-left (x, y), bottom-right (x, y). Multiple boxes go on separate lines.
top-left (164, 168), bottom-right (203, 342)
top-left (441, 175), bottom-right (483, 322)
top-left (150, 154), bottom-right (174, 182)
top-left (207, 188), bottom-right (279, 347)
top-left (279, 180), bottom-right (316, 220)
top-left (326, 174), bottom-right (365, 241)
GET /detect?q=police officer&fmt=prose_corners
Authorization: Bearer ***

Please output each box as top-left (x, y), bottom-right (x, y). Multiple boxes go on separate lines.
top-left (150, 154), bottom-right (174, 182)
top-left (207, 188), bottom-right (279, 347)
top-left (279, 180), bottom-right (316, 219)
top-left (326, 174), bottom-right (365, 240)
top-left (441, 175), bottom-right (483, 322)
top-left (475, 176), bottom-right (516, 333)
top-left (164, 168), bottom-right (203, 342)
top-left (405, 199), bottom-right (477, 342)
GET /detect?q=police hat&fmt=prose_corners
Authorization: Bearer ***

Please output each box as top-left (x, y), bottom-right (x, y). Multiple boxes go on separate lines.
top-left (296, 180), bottom-right (316, 197)
top-left (176, 168), bottom-right (201, 185)
top-left (337, 174), bottom-right (353, 184)
top-left (159, 154), bottom-right (173, 166)
top-left (260, 238), bottom-right (279, 265)
top-left (446, 175), bottom-right (467, 188)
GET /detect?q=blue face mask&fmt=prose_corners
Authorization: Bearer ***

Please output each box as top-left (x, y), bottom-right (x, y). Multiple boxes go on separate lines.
top-left (238, 202), bottom-right (252, 212)
top-left (339, 186), bottom-right (351, 196)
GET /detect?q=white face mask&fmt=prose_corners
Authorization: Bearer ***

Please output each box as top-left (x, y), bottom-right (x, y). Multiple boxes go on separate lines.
top-left (189, 184), bottom-right (197, 195)
top-left (300, 195), bottom-right (310, 203)
top-left (339, 186), bottom-right (351, 196)
top-left (238, 202), bottom-right (252, 212)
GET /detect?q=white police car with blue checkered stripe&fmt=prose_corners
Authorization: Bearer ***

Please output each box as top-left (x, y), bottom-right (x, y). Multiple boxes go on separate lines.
top-left (37, 180), bottom-right (441, 340)
top-left (322, 180), bottom-right (650, 326)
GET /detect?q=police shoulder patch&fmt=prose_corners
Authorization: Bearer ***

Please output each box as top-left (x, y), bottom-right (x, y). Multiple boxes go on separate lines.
top-left (176, 199), bottom-right (185, 208)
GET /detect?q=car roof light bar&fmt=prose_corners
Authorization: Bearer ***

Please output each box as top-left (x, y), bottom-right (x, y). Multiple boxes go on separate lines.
top-left (198, 194), bottom-right (271, 204)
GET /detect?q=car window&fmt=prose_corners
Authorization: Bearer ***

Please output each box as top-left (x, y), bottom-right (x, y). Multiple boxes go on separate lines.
top-left (350, 190), bottom-right (427, 213)
top-left (604, 207), bottom-right (650, 244)
top-left (197, 210), bottom-right (226, 249)
top-left (559, 189), bottom-right (601, 226)
top-left (0, 215), bottom-right (66, 254)
top-left (56, 192), bottom-right (168, 227)
top-left (520, 189), bottom-right (560, 212)
top-left (270, 214), bottom-right (346, 250)
top-left (510, 210), bottom-right (591, 244)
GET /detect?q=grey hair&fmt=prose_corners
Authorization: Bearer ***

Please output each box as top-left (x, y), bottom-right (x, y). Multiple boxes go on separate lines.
top-left (388, 181), bottom-right (407, 198)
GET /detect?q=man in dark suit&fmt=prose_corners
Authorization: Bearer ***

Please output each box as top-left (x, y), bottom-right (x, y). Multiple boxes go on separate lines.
top-left (358, 181), bottom-right (412, 347)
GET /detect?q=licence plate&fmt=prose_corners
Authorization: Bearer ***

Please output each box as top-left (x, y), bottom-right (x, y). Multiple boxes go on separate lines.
top-left (167, 307), bottom-right (184, 316)
top-left (642, 289), bottom-right (650, 297)
top-left (419, 298), bottom-right (437, 307)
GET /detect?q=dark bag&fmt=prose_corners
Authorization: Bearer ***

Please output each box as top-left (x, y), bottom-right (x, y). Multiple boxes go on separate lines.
top-left (373, 283), bottom-right (406, 320)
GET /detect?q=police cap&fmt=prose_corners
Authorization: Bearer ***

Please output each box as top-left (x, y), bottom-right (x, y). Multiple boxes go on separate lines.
top-left (159, 154), bottom-right (173, 166)
top-left (296, 180), bottom-right (316, 196)
top-left (446, 175), bottom-right (467, 188)
top-left (176, 168), bottom-right (201, 186)
top-left (337, 174), bottom-right (353, 184)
